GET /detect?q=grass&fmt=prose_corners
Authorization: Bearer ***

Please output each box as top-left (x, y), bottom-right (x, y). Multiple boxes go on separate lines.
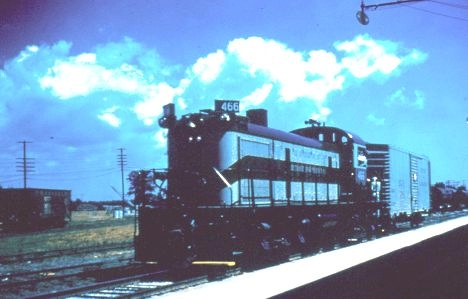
top-left (0, 211), bottom-right (135, 257)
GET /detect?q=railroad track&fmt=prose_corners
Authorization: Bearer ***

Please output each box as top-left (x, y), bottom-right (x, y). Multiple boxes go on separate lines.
top-left (28, 265), bottom-right (244, 299)
top-left (29, 270), bottom-right (203, 299)
top-left (0, 242), bottom-right (133, 264)
top-left (425, 209), bottom-right (468, 225)
top-left (1, 260), bottom-right (160, 298)
top-left (1, 260), bottom-right (107, 287)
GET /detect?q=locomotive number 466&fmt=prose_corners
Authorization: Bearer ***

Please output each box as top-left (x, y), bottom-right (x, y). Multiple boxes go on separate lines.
top-left (215, 100), bottom-right (240, 112)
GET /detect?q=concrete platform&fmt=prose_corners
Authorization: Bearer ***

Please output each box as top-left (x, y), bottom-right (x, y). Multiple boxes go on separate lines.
top-left (158, 216), bottom-right (468, 299)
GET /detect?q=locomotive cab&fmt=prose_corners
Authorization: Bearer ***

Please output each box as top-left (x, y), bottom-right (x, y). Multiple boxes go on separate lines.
top-left (291, 125), bottom-right (368, 202)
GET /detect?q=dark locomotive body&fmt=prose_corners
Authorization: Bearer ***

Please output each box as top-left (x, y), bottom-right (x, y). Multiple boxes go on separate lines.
top-left (135, 103), bottom-right (389, 266)
top-left (0, 188), bottom-right (71, 232)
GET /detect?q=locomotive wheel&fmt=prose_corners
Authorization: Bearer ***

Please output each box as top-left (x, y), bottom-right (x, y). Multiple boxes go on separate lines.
top-left (346, 224), bottom-right (367, 243)
top-left (240, 222), bottom-right (276, 267)
top-left (291, 230), bottom-right (310, 254)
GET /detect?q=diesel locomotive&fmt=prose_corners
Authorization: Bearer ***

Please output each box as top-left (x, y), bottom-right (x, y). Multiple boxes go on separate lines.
top-left (134, 101), bottom-right (393, 267)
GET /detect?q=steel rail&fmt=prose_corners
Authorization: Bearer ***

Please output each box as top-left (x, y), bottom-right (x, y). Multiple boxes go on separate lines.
top-left (27, 269), bottom-right (171, 299)
top-left (0, 241), bottom-right (132, 264)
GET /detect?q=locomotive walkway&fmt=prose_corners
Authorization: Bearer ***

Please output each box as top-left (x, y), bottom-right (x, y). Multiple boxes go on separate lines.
top-left (158, 215), bottom-right (468, 298)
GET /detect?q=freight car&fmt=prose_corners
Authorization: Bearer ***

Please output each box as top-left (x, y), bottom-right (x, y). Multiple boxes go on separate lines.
top-left (134, 101), bottom-right (390, 267)
top-left (366, 144), bottom-right (431, 226)
top-left (0, 188), bottom-right (71, 232)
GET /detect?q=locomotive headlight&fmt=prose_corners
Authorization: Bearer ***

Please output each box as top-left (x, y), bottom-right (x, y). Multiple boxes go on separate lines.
top-left (190, 219), bottom-right (197, 228)
top-left (187, 121), bottom-right (196, 128)
top-left (188, 136), bottom-right (202, 143)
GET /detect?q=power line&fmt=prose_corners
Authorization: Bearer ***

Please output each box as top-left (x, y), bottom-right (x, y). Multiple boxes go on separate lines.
top-left (404, 1), bottom-right (468, 22)
top-left (429, 0), bottom-right (468, 10)
top-left (32, 168), bottom-right (118, 181)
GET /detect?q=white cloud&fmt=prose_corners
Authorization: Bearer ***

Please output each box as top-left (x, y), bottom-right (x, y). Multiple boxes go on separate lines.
top-left (334, 34), bottom-right (427, 79)
top-left (385, 88), bottom-right (425, 110)
top-left (133, 82), bottom-right (182, 125)
top-left (240, 84), bottom-right (273, 109)
top-left (335, 35), bottom-right (401, 78)
top-left (39, 54), bottom-right (146, 99)
top-left (307, 50), bottom-right (337, 75)
top-left (367, 113), bottom-right (386, 126)
top-left (413, 90), bottom-right (425, 110)
top-left (17, 45), bottom-right (39, 62)
top-left (98, 106), bottom-right (121, 127)
top-left (226, 37), bottom-right (344, 103)
top-left (38, 38), bottom-right (182, 127)
top-left (403, 49), bottom-right (428, 65)
top-left (191, 50), bottom-right (225, 83)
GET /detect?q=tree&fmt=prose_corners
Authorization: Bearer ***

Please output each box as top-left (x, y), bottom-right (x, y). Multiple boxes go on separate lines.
top-left (128, 170), bottom-right (154, 205)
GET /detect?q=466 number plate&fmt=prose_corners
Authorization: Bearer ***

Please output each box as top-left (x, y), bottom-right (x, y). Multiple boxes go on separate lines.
top-left (215, 100), bottom-right (239, 112)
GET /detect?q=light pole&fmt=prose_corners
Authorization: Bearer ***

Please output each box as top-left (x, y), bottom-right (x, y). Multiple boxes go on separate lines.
top-left (357, 0), bottom-right (425, 25)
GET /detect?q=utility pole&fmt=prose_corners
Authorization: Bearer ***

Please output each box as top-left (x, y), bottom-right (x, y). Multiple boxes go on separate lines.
top-left (117, 148), bottom-right (127, 213)
top-left (16, 141), bottom-right (34, 189)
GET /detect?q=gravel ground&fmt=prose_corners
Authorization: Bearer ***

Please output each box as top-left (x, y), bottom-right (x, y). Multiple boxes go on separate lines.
top-left (1, 247), bottom-right (135, 299)
top-left (1, 247), bottom-right (134, 274)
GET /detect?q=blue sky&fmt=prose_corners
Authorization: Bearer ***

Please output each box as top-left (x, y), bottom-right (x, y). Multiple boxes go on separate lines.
top-left (0, 0), bottom-right (467, 201)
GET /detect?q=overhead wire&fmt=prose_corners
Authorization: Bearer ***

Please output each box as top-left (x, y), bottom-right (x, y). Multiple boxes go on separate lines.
top-left (428, 0), bottom-right (468, 10)
top-left (403, 0), bottom-right (468, 22)
top-left (32, 169), bottom-right (119, 182)
top-left (360, 0), bottom-right (468, 22)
